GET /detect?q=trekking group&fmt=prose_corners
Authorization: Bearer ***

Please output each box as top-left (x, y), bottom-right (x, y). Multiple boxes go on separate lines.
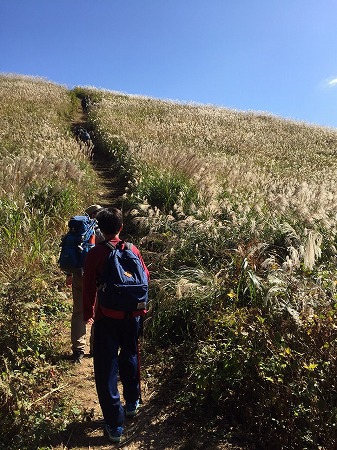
top-left (59, 205), bottom-right (149, 443)
top-left (81, 95), bottom-right (91, 113)
top-left (75, 126), bottom-right (91, 146)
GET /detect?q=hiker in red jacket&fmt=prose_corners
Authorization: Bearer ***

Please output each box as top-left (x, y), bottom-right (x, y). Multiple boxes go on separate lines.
top-left (83, 207), bottom-right (149, 444)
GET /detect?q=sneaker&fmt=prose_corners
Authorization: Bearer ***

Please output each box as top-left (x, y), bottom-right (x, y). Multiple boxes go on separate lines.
top-left (72, 350), bottom-right (84, 363)
top-left (105, 424), bottom-right (123, 443)
top-left (125, 399), bottom-right (140, 417)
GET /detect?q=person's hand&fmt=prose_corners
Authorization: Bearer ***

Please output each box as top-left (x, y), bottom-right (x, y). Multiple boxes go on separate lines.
top-left (66, 274), bottom-right (72, 287)
top-left (86, 318), bottom-right (94, 325)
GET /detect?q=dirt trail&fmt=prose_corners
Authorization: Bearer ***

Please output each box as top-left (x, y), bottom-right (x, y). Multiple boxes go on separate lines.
top-left (49, 103), bottom-right (233, 450)
top-left (51, 105), bottom-right (176, 449)
top-left (52, 332), bottom-right (232, 450)
top-left (51, 328), bottom-right (167, 450)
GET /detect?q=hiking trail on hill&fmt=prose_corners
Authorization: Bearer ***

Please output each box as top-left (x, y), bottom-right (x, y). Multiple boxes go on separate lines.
top-left (49, 103), bottom-right (234, 450)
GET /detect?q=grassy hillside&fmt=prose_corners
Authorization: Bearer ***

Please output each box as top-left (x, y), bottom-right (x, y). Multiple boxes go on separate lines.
top-left (88, 91), bottom-right (337, 242)
top-left (1, 74), bottom-right (337, 449)
top-left (82, 88), bottom-right (337, 449)
top-left (0, 75), bottom-right (99, 449)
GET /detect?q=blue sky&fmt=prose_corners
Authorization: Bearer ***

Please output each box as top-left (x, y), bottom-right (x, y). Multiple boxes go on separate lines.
top-left (1, 0), bottom-right (337, 128)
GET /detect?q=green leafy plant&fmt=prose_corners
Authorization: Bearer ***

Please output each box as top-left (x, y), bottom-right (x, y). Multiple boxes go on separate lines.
top-left (133, 168), bottom-right (199, 214)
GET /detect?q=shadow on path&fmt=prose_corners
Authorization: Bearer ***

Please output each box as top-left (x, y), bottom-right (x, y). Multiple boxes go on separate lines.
top-left (47, 347), bottom-right (235, 450)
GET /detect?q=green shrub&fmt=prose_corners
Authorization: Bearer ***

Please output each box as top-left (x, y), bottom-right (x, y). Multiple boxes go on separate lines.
top-left (0, 273), bottom-right (71, 449)
top-left (0, 199), bottom-right (28, 255)
top-left (25, 183), bottom-right (78, 217)
top-left (134, 169), bottom-right (199, 215)
top-left (146, 265), bottom-right (220, 347)
top-left (187, 306), bottom-right (337, 449)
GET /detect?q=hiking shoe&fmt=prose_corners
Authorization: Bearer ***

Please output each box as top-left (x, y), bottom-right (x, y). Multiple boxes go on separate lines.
top-left (105, 424), bottom-right (123, 443)
top-left (72, 350), bottom-right (84, 363)
top-left (125, 399), bottom-right (140, 417)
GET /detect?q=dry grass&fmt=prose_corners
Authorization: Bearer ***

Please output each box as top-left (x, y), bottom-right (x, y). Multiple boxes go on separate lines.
top-left (1, 74), bottom-right (336, 448)
top-left (84, 88), bottom-right (337, 272)
top-left (0, 74), bottom-right (92, 206)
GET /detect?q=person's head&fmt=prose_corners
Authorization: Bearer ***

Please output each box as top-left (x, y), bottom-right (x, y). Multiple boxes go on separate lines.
top-left (97, 207), bottom-right (123, 237)
top-left (85, 204), bottom-right (103, 219)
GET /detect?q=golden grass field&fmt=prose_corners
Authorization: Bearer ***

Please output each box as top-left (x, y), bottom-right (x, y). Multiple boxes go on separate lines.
top-left (87, 88), bottom-right (337, 273)
top-left (1, 74), bottom-right (337, 449)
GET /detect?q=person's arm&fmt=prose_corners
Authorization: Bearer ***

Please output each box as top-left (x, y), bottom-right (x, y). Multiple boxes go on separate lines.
top-left (82, 249), bottom-right (99, 323)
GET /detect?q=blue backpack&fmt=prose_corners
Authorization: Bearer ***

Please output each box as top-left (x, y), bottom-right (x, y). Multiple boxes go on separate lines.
top-left (97, 241), bottom-right (148, 312)
top-left (58, 215), bottom-right (96, 272)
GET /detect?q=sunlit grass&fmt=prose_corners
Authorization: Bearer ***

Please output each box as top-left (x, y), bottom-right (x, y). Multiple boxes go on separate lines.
top-left (85, 88), bottom-right (337, 265)
top-left (79, 87), bottom-right (337, 447)
top-left (0, 74), bottom-right (97, 270)
top-left (1, 73), bottom-right (337, 448)
top-left (0, 74), bottom-right (98, 448)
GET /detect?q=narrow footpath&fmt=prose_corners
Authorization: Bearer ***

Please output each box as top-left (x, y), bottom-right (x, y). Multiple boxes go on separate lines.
top-left (50, 103), bottom-right (182, 450)
top-left (51, 328), bottom-right (165, 450)
top-left (49, 101), bottom-right (233, 450)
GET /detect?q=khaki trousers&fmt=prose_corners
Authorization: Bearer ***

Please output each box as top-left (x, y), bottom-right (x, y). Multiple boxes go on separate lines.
top-left (71, 270), bottom-right (94, 353)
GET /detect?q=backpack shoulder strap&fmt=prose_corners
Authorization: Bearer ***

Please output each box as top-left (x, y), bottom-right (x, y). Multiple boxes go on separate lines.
top-left (100, 240), bottom-right (133, 251)
top-left (101, 241), bottom-right (116, 251)
top-left (114, 240), bottom-right (133, 251)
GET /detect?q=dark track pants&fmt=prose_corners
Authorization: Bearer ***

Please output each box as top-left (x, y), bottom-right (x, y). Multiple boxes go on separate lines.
top-left (93, 316), bottom-right (140, 427)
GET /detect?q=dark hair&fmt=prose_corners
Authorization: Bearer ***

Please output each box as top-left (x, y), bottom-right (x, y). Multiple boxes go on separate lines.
top-left (96, 207), bottom-right (123, 235)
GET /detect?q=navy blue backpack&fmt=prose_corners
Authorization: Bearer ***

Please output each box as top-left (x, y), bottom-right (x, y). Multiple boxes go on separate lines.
top-left (97, 241), bottom-right (148, 312)
top-left (58, 215), bottom-right (96, 273)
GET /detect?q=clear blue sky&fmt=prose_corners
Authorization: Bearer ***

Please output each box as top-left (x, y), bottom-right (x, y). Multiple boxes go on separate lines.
top-left (1, 0), bottom-right (337, 128)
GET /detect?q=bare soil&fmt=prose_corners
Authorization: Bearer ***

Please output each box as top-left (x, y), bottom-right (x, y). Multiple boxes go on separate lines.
top-left (49, 327), bottom-right (235, 450)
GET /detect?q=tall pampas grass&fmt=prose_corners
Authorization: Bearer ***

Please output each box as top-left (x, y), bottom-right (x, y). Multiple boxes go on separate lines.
top-left (85, 87), bottom-right (337, 262)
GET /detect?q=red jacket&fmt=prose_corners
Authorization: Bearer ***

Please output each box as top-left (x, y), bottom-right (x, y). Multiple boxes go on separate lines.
top-left (83, 238), bottom-right (150, 322)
